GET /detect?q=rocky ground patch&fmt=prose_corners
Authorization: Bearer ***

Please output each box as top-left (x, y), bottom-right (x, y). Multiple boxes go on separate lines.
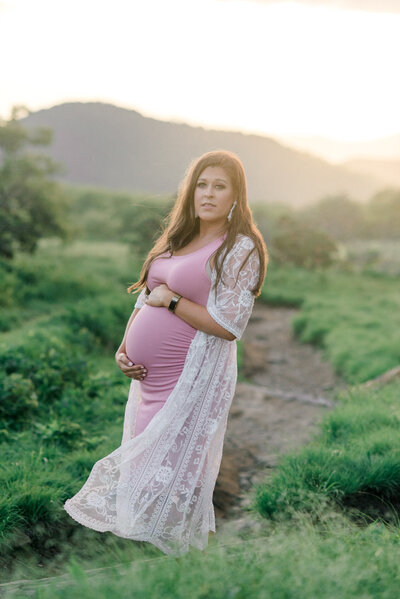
top-left (213, 304), bottom-right (348, 533)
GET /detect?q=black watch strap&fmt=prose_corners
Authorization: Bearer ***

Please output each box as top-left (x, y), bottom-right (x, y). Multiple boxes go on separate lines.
top-left (168, 294), bottom-right (182, 312)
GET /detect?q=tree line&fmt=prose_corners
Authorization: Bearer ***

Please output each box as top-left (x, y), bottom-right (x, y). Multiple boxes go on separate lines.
top-left (1, 106), bottom-right (399, 266)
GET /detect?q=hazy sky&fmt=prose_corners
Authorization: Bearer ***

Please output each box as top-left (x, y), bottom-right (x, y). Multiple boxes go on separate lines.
top-left (242, 0), bottom-right (400, 11)
top-left (1, 0), bottom-right (399, 141)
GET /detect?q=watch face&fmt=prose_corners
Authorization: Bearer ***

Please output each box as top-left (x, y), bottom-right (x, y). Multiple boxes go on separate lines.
top-left (168, 295), bottom-right (181, 311)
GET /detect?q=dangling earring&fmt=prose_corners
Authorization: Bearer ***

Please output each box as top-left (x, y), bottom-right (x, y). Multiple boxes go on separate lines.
top-left (227, 201), bottom-right (237, 222)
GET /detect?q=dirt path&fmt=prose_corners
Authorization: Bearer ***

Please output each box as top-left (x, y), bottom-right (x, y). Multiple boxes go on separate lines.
top-left (213, 303), bottom-right (348, 531)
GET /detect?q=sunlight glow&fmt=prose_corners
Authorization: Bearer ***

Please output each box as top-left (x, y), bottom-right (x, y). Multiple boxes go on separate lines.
top-left (0, 0), bottom-right (399, 141)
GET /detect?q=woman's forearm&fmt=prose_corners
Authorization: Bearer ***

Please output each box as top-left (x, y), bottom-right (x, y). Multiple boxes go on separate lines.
top-left (116, 307), bottom-right (140, 355)
top-left (167, 294), bottom-right (235, 341)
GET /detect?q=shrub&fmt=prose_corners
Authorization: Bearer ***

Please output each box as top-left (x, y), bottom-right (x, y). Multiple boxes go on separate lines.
top-left (0, 331), bottom-right (90, 428)
top-left (58, 294), bottom-right (129, 351)
top-left (270, 215), bottom-right (338, 268)
top-left (33, 419), bottom-right (85, 449)
top-left (0, 372), bottom-right (38, 423)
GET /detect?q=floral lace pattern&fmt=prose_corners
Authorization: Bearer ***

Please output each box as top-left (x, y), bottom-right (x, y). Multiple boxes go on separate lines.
top-left (64, 235), bottom-right (260, 556)
top-left (207, 235), bottom-right (259, 339)
top-left (134, 288), bottom-right (149, 309)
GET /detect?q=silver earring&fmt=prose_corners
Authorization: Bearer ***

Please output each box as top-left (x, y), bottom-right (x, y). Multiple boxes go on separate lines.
top-left (227, 201), bottom-right (237, 222)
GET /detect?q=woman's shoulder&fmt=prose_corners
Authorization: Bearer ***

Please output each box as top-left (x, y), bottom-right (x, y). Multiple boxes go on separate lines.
top-left (231, 233), bottom-right (256, 253)
top-left (219, 234), bottom-right (257, 269)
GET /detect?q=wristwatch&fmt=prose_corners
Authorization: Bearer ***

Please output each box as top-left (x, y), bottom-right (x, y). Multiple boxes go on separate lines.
top-left (168, 293), bottom-right (182, 312)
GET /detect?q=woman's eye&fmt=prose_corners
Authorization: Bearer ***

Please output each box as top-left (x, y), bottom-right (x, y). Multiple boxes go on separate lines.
top-left (197, 182), bottom-right (225, 189)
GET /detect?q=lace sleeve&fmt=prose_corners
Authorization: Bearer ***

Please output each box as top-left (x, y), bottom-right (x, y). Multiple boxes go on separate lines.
top-left (134, 287), bottom-right (148, 309)
top-left (206, 235), bottom-right (260, 340)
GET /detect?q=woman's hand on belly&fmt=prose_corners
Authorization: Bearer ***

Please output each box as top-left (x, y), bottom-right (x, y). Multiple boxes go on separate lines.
top-left (144, 284), bottom-right (235, 341)
top-left (115, 351), bottom-right (147, 380)
top-left (145, 283), bottom-right (174, 308)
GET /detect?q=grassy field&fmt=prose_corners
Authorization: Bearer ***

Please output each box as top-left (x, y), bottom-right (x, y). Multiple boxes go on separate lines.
top-left (261, 262), bottom-right (400, 383)
top-left (1, 238), bottom-right (400, 597)
top-left (253, 380), bottom-right (400, 525)
top-left (0, 240), bottom-right (146, 577)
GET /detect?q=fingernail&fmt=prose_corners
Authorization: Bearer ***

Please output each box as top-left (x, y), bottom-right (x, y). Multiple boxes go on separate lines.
top-left (128, 361), bottom-right (133, 366)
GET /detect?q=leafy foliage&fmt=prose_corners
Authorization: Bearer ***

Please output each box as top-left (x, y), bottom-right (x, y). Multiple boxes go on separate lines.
top-left (293, 189), bottom-right (400, 242)
top-left (0, 331), bottom-right (90, 429)
top-left (33, 419), bottom-right (85, 449)
top-left (269, 215), bottom-right (338, 268)
top-left (0, 372), bottom-right (38, 424)
top-left (63, 184), bottom-right (174, 258)
top-left (0, 106), bottom-right (67, 259)
top-left (365, 188), bottom-right (400, 239)
top-left (1, 175), bottom-right (400, 587)
top-left (298, 194), bottom-right (366, 241)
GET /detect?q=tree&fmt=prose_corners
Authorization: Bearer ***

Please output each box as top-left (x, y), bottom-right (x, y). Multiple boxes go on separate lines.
top-left (365, 189), bottom-right (400, 239)
top-left (0, 105), bottom-right (67, 259)
top-left (270, 215), bottom-right (338, 269)
top-left (116, 195), bottom-right (175, 258)
top-left (298, 194), bottom-right (365, 241)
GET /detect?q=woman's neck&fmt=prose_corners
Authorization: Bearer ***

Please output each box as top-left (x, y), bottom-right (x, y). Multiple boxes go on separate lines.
top-left (198, 221), bottom-right (227, 240)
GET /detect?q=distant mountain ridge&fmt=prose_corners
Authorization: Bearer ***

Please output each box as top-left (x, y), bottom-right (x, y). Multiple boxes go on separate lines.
top-left (339, 158), bottom-right (400, 189)
top-left (276, 133), bottom-right (400, 164)
top-left (19, 101), bottom-right (388, 206)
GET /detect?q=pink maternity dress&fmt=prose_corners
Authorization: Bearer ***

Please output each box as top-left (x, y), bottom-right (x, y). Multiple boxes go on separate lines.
top-left (125, 234), bottom-right (226, 437)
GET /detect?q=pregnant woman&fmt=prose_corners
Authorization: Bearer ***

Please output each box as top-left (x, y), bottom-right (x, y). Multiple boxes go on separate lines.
top-left (64, 150), bottom-right (268, 556)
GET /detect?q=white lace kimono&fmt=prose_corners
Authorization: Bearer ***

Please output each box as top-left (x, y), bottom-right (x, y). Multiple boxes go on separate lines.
top-left (64, 235), bottom-right (260, 556)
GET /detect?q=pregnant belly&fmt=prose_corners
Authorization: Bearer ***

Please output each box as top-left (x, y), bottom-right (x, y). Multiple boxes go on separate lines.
top-left (125, 304), bottom-right (197, 400)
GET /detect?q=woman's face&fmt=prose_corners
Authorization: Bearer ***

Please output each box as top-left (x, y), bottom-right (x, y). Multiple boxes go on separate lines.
top-left (193, 166), bottom-right (235, 226)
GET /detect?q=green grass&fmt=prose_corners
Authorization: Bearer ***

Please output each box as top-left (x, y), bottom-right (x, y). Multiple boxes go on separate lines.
top-left (261, 263), bottom-right (400, 383)
top-left (2, 238), bottom-right (400, 596)
top-left (0, 239), bottom-right (141, 333)
top-left (0, 240), bottom-right (143, 576)
top-left (3, 515), bottom-right (400, 598)
top-left (0, 375), bottom-right (136, 578)
top-left (252, 380), bottom-right (400, 524)
top-left (0, 341), bottom-right (132, 573)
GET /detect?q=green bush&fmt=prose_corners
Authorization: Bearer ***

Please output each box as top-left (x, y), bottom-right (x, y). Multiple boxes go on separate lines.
top-left (365, 189), bottom-right (400, 240)
top-left (270, 215), bottom-right (338, 268)
top-left (298, 195), bottom-right (366, 241)
top-left (0, 259), bottom-right (16, 307)
top-left (0, 108), bottom-right (67, 260)
top-left (0, 372), bottom-right (39, 423)
top-left (58, 295), bottom-right (130, 351)
top-left (33, 419), bottom-right (85, 449)
top-left (0, 331), bottom-right (90, 428)
top-left (63, 184), bottom-right (174, 257)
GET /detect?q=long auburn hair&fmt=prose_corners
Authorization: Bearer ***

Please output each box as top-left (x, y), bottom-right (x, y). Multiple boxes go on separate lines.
top-left (127, 149), bottom-right (268, 298)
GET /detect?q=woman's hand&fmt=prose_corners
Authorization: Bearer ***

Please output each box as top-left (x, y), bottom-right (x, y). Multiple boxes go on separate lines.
top-left (145, 283), bottom-right (174, 308)
top-left (115, 351), bottom-right (147, 380)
